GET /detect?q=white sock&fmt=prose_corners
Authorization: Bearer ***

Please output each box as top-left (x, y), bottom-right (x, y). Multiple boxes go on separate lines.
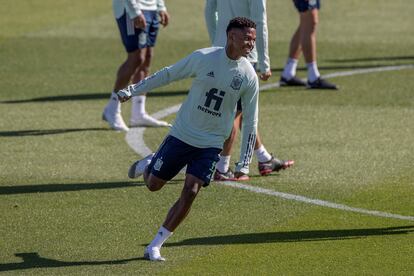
top-left (307, 62), bottom-right (320, 82)
top-left (106, 92), bottom-right (121, 114)
top-left (132, 95), bottom-right (147, 117)
top-left (216, 155), bottom-right (231, 173)
top-left (255, 145), bottom-right (272, 163)
top-left (148, 226), bottom-right (173, 249)
top-left (282, 58), bottom-right (299, 80)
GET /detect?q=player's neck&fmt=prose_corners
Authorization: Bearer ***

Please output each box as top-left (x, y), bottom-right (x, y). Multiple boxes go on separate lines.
top-left (225, 45), bottom-right (242, 61)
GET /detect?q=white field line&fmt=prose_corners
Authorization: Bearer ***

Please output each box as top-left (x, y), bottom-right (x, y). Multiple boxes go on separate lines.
top-left (260, 64), bottom-right (414, 91)
top-left (220, 182), bottom-right (414, 221)
top-left (125, 104), bottom-right (181, 156)
top-left (125, 65), bottom-right (414, 221)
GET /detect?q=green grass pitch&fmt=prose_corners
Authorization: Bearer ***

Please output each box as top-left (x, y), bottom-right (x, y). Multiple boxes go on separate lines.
top-left (0, 0), bottom-right (413, 275)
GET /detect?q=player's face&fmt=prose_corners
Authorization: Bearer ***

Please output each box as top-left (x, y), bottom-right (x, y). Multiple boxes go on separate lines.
top-left (231, 27), bottom-right (256, 57)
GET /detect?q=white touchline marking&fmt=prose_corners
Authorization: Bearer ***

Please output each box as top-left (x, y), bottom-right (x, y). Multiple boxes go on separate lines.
top-left (220, 181), bottom-right (414, 221)
top-left (260, 64), bottom-right (414, 91)
top-left (125, 65), bottom-right (414, 221)
top-left (125, 104), bottom-right (181, 156)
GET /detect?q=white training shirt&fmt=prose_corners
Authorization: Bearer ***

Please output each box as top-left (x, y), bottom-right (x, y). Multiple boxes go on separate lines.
top-left (204, 0), bottom-right (270, 74)
top-left (127, 47), bottom-right (259, 173)
top-left (112, 0), bottom-right (167, 19)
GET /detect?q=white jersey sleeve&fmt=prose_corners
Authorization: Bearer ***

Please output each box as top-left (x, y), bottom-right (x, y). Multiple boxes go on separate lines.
top-left (156, 0), bottom-right (167, 11)
top-left (113, 0), bottom-right (142, 19)
top-left (249, 0), bottom-right (270, 73)
top-left (129, 51), bottom-right (198, 97)
top-left (204, 0), bottom-right (218, 45)
top-left (125, 0), bottom-right (142, 19)
top-left (236, 74), bottom-right (259, 174)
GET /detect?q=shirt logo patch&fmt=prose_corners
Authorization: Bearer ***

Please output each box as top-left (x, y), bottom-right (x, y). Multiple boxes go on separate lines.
top-left (154, 158), bottom-right (163, 171)
top-left (230, 75), bottom-right (243, 90)
top-left (207, 71), bottom-right (215, 78)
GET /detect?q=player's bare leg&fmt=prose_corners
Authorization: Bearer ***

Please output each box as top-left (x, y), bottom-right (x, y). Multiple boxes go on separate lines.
top-left (280, 26), bottom-right (306, 86)
top-left (144, 174), bottom-right (203, 261)
top-left (300, 9), bottom-right (337, 89)
top-left (130, 47), bottom-right (171, 127)
top-left (103, 50), bottom-right (144, 131)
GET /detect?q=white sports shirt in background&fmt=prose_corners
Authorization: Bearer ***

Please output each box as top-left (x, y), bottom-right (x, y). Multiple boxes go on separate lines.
top-left (112, 0), bottom-right (167, 19)
top-left (127, 47), bottom-right (259, 174)
top-left (204, 0), bottom-right (270, 74)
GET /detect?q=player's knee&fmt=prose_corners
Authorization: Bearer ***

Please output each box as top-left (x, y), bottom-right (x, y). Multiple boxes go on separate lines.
top-left (146, 181), bottom-right (162, 192)
top-left (128, 51), bottom-right (144, 67)
top-left (145, 175), bottom-right (165, 192)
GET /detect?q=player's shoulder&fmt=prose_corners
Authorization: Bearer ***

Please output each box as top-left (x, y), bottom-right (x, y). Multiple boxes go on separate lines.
top-left (239, 57), bottom-right (258, 80)
top-left (192, 46), bottom-right (224, 57)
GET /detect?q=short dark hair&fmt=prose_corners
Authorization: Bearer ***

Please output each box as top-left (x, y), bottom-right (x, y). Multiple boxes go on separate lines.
top-left (226, 17), bottom-right (256, 34)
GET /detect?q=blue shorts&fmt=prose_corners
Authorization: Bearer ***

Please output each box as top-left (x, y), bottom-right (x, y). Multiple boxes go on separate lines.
top-left (116, 10), bottom-right (160, 52)
top-left (293, 0), bottom-right (321, 12)
top-left (147, 135), bottom-right (221, 187)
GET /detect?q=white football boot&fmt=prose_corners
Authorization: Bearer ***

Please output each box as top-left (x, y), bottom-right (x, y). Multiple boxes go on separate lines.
top-left (130, 113), bottom-right (171, 127)
top-left (128, 153), bottom-right (155, 179)
top-left (144, 246), bottom-right (165, 262)
top-left (102, 93), bottom-right (129, 131)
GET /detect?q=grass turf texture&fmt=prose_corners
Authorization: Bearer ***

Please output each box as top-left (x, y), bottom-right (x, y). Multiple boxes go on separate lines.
top-left (1, 0), bottom-right (413, 275)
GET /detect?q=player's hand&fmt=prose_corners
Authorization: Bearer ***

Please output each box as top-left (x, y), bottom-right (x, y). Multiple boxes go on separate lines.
top-left (117, 88), bottom-right (132, 103)
top-left (159, 11), bottom-right (170, 27)
top-left (259, 70), bottom-right (272, 81)
top-left (134, 14), bottom-right (146, 29)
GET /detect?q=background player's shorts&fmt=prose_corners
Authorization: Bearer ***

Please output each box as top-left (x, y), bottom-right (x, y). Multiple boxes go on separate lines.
top-left (116, 10), bottom-right (160, 52)
top-left (293, 0), bottom-right (320, 12)
top-left (147, 135), bottom-right (221, 186)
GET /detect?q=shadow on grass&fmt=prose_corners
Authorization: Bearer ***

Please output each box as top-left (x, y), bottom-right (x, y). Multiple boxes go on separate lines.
top-left (0, 252), bottom-right (145, 272)
top-left (0, 180), bottom-right (182, 195)
top-left (166, 225), bottom-right (414, 247)
top-left (0, 127), bottom-right (108, 137)
top-left (0, 181), bottom-right (145, 195)
top-left (0, 90), bottom-right (188, 104)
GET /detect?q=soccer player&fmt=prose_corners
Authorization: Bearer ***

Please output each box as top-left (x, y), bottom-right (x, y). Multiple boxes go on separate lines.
top-left (118, 17), bottom-right (259, 261)
top-left (205, 0), bottom-right (294, 180)
top-left (279, 0), bottom-right (337, 89)
top-left (102, 0), bottom-right (171, 131)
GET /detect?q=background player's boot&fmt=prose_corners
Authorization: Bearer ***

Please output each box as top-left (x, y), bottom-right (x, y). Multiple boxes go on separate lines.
top-left (214, 168), bottom-right (236, 181)
top-left (307, 77), bottom-right (338, 90)
top-left (258, 155), bottom-right (294, 176)
top-left (234, 171), bottom-right (250, 181)
top-left (130, 113), bottom-right (171, 127)
top-left (102, 109), bottom-right (129, 132)
top-left (102, 93), bottom-right (129, 131)
top-left (279, 76), bottom-right (306, 87)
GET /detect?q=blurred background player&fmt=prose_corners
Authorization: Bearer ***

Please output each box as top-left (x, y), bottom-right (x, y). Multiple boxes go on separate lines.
top-left (279, 0), bottom-right (337, 89)
top-left (102, 0), bottom-right (171, 131)
top-left (119, 17), bottom-right (260, 261)
top-left (205, 0), bottom-right (294, 180)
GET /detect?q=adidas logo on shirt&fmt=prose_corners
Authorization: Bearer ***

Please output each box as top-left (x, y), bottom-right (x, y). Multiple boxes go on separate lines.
top-left (207, 71), bottom-right (215, 78)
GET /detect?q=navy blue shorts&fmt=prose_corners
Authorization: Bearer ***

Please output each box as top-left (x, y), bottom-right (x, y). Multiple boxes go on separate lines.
top-left (147, 135), bottom-right (221, 187)
top-left (116, 10), bottom-right (160, 52)
top-left (293, 0), bottom-right (320, 12)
